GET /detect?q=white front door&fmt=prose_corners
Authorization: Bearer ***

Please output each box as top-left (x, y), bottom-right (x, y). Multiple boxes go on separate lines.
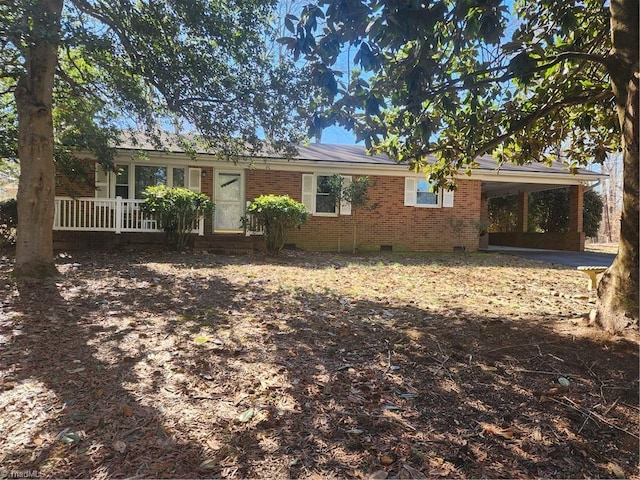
top-left (214, 171), bottom-right (244, 231)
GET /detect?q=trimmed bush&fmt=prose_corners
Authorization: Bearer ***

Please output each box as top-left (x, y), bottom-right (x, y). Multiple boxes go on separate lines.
top-left (140, 186), bottom-right (214, 250)
top-left (245, 195), bottom-right (308, 253)
top-left (0, 198), bottom-right (17, 246)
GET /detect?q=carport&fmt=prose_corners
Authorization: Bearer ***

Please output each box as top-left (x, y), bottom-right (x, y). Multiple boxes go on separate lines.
top-left (470, 159), bottom-right (605, 252)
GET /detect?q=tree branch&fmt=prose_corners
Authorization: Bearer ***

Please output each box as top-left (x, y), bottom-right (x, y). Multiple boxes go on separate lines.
top-left (474, 90), bottom-right (614, 156)
top-left (425, 51), bottom-right (611, 98)
top-left (69, 0), bottom-right (144, 75)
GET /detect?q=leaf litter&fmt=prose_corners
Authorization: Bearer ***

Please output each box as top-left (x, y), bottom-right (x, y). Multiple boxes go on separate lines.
top-left (0, 248), bottom-right (637, 478)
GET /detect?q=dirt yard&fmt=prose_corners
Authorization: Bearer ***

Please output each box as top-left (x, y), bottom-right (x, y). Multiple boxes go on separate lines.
top-left (0, 249), bottom-right (637, 479)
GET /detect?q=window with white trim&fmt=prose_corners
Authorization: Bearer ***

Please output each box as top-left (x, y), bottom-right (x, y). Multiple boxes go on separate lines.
top-left (417, 179), bottom-right (440, 206)
top-left (134, 165), bottom-right (167, 199)
top-left (315, 175), bottom-right (336, 214)
top-left (173, 167), bottom-right (186, 188)
top-left (97, 164), bottom-right (197, 199)
top-left (404, 177), bottom-right (454, 208)
top-left (301, 173), bottom-right (352, 216)
top-left (115, 166), bottom-right (129, 199)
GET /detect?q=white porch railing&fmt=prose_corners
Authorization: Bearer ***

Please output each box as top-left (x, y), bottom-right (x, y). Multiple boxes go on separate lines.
top-left (244, 201), bottom-right (265, 237)
top-left (54, 197), bottom-right (204, 235)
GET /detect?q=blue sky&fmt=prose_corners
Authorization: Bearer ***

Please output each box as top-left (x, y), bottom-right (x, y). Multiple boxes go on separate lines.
top-left (320, 125), bottom-right (359, 145)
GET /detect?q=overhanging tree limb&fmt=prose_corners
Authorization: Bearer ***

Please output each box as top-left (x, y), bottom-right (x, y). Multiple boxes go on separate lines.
top-left (475, 90), bottom-right (614, 156)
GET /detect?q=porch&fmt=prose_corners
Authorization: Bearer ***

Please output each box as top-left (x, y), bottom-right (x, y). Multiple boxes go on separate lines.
top-left (53, 197), bottom-right (265, 253)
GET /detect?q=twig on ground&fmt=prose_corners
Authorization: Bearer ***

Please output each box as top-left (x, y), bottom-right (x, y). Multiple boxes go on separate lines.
top-left (551, 396), bottom-right (639, 440)
top-left (603, 397), bottom-right (620, 416)
top-left (486, 341), bottom-right (559, 353)
top-left (509, 368), bottom-right (587, 381)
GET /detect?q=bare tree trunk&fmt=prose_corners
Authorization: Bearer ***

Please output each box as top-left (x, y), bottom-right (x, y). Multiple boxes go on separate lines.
top-left (592, 0), bottom-right (639, 331)
top-left (14, 0), bottom-right (63, 279)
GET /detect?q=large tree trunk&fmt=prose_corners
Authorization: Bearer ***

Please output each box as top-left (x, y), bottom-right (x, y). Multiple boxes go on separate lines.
top-left (591, 0), bottom-right (639, 331)
top-left (14, 0), bottom-right (64, 280)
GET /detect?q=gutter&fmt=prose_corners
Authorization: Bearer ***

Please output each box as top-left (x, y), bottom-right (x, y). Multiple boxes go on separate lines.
top-left (584, 180), bottom-right (601, 192)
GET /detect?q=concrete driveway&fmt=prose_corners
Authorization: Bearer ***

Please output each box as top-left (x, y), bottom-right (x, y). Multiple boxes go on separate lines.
top-left (487, 246), bottom-right (616, 268)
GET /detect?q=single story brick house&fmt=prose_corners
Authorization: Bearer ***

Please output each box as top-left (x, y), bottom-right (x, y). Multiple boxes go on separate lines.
top-left (53, 140), bottom-right (603, 253)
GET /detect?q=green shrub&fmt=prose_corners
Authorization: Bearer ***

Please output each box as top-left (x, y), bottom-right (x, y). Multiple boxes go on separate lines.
top-left (140, 186), bottom-right (214, 250)
top-left (245, 195), bottom-right (308, 253)
top-left (0, 198), bottom-right (17, 246)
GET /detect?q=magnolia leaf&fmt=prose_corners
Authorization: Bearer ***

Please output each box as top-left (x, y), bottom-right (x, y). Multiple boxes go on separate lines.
top-left (481, 422), bottom-right (516, 439)
top-left (200, 459), bottom-right (217, 470)
top-left (238, 408), bottom-right (255, 423)
top-left (61, 432), bottom-right (82, 444)
top-left (380, 453), bottom-right (397, 465)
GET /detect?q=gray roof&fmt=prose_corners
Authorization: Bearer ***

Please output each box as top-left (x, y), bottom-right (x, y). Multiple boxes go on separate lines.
top-left (265, 143), bottom-right (398, 165)
top-left (285, 144), bottom-right (600, 178)
top-left (117, 133), bottom-right (601, 178)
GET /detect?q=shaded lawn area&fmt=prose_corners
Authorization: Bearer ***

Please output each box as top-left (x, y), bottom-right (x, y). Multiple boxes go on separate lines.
top-left (0, 249), bottom-right (637, 479)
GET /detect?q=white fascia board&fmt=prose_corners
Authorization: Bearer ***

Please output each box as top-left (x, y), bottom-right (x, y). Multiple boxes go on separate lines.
top-left (237, 158), bottom-right (413, 177)
top-left (111, 148), bottom-right (605, 185)
top-left (467, 169), bottom-right (606, 185)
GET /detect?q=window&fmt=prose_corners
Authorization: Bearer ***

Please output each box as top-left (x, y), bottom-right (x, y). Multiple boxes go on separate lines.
top-left (115, 166), bottom-right (129, 199)
top-left (302, 174), bottom-right (352, 216)
top-left (173, 168), bottom-right (185, 188)
top-left (134, 166), bottom-right (167, 198)
top-left (315, 175), bottom-right (336, 214)
top-left (416, 179), bottom-right (439, 206)
top-left (404, 177), bottom-right (454, 208)
top-left (97, 164), bottom-right (199, 199)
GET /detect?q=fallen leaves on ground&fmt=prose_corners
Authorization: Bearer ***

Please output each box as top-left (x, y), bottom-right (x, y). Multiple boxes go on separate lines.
top-left (0, 248), bottom-right (637, 478)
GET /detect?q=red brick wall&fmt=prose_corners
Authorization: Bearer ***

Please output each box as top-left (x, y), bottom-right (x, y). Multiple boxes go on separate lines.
top-left (246, 169), bottom-right (301, 200)
top-left (245, 170), bottom-right (482, 252)
top-left (489, 232), bottom-right (585, 251)
top-left (198, 167), bottom-right (214, 199)
top-left (197, 167), bottom-right (214, 232)
top-left (55, 159), bottom-right (96, 197)
top-left (56, 162), bottom-right (484, 252)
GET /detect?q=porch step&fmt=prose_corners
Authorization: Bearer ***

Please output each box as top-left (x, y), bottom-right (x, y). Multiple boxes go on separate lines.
top-left (193, 234), bottom-right (264, 255)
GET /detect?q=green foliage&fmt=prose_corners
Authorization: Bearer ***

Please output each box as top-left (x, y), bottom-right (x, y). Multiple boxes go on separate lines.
top-left (528, 188), bottom-right (603, 237)
top-left (583, 190), bottom-right (604, 238)
top-left (528, 189), bottom-right (571, 233)
top-left (323, 174), bottom-right (377, 252)
top-left (325, 174), bottom-right (346, 211)
top-left (344, 176), bottom-right (377, 211)
top-left (490, 189), bottom-right (604, 237)
top-left (0, 198), bottom-right (18, 246)
top-left (488, 196), bottom-right (518, 232)
top-left (140, 186), bottom-right (214, 251)
top-left (283, 0), bottom-right (631, 183)
top-left (344, 176), bottom-right (378, 252)
top-left (245, 195), bottom-right (308, 254)
top-left (2, 0), bottom-right (309, 170)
